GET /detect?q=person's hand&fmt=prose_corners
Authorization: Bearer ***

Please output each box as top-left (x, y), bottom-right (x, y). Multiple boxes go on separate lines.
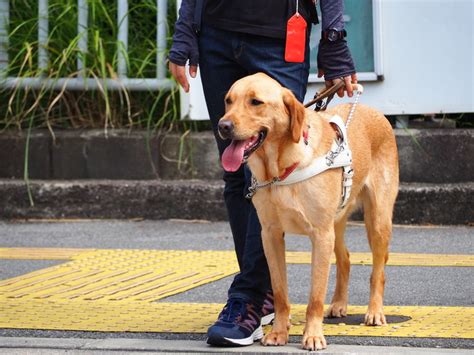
top-left (318, 70), bottom-right (358, 98)
top-left (169, 61), bottom-right (198, 93)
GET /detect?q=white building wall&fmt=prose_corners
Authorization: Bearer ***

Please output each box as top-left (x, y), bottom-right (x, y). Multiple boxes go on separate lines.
top-left (182, 0), bottom-right (474, 119)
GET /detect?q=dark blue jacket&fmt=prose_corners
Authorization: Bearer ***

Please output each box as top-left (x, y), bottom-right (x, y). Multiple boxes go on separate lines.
top-left (169, 0), bottom-right (355, 81)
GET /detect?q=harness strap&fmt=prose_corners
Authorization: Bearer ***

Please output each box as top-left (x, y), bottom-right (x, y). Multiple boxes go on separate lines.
top-left (340, 166), bottom-right (354, 209)
top-left (273, 115), bottom-right (351, 186)
top-left (273, 140), bottom-right (351, 186)
top-left (246, 115), bottom-right (354, 210)
top-left (245, 162), bottom-right (299, 200)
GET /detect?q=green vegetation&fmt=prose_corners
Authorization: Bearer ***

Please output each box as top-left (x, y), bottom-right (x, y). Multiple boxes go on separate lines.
top-left (1, 0), bottom-right (183, 132)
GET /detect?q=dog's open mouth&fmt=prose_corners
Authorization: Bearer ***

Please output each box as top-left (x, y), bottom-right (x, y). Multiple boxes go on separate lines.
top-left (221, 130), bottom-right (267, 172)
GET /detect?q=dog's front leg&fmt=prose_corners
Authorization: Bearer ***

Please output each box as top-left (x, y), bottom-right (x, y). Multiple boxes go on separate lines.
top-left (303, 226), bottom-right (335, 351)
top-left (260, 226), bottom-right (290, 346)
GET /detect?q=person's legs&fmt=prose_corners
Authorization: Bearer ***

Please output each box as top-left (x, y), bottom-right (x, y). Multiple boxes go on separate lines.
top-left (199, 25), bottom-right (268, 346)
top-left (199, 25), bottom-right (249, 270)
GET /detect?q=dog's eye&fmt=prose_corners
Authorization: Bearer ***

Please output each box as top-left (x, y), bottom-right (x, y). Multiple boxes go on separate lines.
top-left (251, 98), bottom-right (264, 106)
top-left (225, 97), bottom-right (232, 105)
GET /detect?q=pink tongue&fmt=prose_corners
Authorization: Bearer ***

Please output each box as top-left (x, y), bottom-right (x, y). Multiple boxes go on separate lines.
top-left (222, 137), bottom-right (256, 172)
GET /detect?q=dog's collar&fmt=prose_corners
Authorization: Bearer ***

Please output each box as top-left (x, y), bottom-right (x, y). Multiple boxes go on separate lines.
top-left (245, 162), bottom-right (300, 199)
top-left (244, 127), bottom-right (308, 198)
top-left (245, 128), bottom-right (307, 197)
top-left (246, 115), bottom-right (353, 210)
top-left (279, 162), bottom-right (300, 181)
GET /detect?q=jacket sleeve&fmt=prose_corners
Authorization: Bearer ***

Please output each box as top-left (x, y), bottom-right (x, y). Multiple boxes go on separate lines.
top-left (317, 0), bottom-right (355, 80)
top-left (168, 0), bottom-right (199, 66)
top-left (319, 0), bottom-right (344, 31)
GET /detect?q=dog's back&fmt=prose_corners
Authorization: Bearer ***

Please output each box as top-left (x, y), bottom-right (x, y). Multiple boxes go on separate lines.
top-left (327, 103), bottom-right (399, 216)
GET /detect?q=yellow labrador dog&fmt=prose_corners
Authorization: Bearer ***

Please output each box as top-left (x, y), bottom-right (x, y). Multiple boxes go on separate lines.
top-left (218, 73), bottom-right (399, 350)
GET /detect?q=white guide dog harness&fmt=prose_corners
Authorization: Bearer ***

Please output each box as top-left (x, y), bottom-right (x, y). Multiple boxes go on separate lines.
top-left (246, 115), bottom-right (354, 210)
top-left (245, 84), bottom-right (362, 209)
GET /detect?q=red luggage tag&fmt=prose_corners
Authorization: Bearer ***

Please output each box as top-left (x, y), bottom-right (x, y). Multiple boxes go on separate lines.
top-left (285, 2), bottom-right (307, 63)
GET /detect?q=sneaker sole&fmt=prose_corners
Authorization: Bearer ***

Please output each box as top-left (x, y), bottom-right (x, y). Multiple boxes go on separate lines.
top-left (207, 325), bottom-right (264, 346)
top-left (261, 312), bottom-right (275, 326)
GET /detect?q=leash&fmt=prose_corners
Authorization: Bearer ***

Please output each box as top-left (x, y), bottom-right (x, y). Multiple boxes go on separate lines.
top-left (345, 83), bottom-right (363, 128)
top-left (303, 80), bottom-right (363, 114)
top-left (304, 80), bottom-right (345, 111)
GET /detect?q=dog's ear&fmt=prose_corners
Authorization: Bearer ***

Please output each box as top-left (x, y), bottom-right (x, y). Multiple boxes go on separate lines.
top-left (283, 88), bottom-right (305, 143)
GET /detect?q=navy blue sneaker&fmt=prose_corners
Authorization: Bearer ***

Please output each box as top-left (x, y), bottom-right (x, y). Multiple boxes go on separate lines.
top-left (207, 298), bottom-right (263, 346)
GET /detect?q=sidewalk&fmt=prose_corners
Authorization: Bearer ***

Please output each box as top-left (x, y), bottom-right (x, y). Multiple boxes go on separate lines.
top-left (0, 220), bottom-right (473, 353)
top-left (1, 337), bottom-right (472, 354)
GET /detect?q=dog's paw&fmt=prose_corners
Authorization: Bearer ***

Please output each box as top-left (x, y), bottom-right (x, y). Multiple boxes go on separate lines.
top-left (365, 308), bottom-right (387, 326)
top-left (261, 331), bottom-right (288, 346)
top-left (302, 333), bottom-right (327, 351)
top-left (325, 301), bottom-right (348, 318)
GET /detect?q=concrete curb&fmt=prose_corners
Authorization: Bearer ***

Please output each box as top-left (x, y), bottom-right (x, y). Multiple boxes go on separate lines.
top-left (1, 179), bottom-right (472, 225)
top-left (0, 337), bottom-right (471, 354)
top-left (0, 179), bottom-right (225, 221)
top-left (1, 129), bottom-right (473, 183)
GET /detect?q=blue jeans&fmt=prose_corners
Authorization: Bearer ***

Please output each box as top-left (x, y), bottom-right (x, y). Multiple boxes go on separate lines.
top-left (199, 24), bottom-right (310, 306)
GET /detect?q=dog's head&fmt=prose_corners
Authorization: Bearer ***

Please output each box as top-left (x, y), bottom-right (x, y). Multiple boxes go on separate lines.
top-left (219, 73), bottom-right (306, 172)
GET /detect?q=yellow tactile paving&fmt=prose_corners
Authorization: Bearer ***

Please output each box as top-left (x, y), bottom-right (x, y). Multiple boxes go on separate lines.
top-left (0, 299), bottom-right (472, 338)
top-left (1, 247), bottom-right (473, 267)
top-left (0, 247), bottom-right (92, 260)
top-left (286, 251), bottom-right (474, 267)
top-left (0, 250), bottom-right (239, 302)
top-left (0, 248), bottom-right (473, 338)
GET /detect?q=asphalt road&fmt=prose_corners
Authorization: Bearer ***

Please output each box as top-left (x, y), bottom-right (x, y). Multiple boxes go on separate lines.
top-left (0, 219), bottom-right (473, 351)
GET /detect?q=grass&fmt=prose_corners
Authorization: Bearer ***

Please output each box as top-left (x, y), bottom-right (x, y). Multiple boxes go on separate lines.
top-left (1, 0), bottom-right (181, 132)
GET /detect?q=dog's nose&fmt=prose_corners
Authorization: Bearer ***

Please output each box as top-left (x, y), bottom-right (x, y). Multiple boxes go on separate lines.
top-left (218, 120), bottom-right (234, 139)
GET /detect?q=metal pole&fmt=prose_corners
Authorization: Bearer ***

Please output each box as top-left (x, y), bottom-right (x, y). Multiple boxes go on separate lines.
top-left (0, 77), bottom-right (175, 91)
top-left (0, 0), bottom-right (8, 78)
top-left (156, 0), bottom-right (167, 80)
top-left (77, 0), bottom-right (88, 74)
top-left (38, 0), bottom-right (49, 74)
top-left (117, 0), bottom-right (128, 78)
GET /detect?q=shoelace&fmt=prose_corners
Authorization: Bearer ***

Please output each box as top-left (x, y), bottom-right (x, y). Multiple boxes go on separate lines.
top-left (221, 299), bottom-right (247, 322)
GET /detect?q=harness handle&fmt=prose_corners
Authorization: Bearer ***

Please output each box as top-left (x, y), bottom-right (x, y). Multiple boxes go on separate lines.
top-left (304, 81), bottom-right (344, 110)
top-left (304, 81), bottom-right (364, 111)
